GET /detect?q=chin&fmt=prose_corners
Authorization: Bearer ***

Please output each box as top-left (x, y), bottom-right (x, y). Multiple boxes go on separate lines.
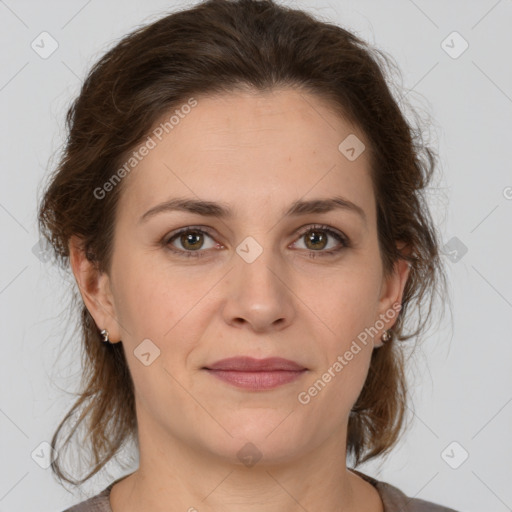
top-left (209, 420), bottom-right (311, 467)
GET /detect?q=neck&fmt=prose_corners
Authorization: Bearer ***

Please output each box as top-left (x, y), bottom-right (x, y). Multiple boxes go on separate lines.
top-left (110, 422), bottom-right (365, 512)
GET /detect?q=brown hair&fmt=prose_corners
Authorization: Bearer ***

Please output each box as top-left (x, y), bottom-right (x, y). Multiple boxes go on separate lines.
top-left (38, 0), bottom-right (448, 486)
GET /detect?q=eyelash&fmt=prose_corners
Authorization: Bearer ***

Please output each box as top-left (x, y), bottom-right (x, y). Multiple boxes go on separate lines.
top-left (162, 224), bottom-right (350, 259)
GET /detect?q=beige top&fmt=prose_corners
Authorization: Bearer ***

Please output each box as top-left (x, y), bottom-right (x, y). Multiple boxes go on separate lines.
top-left (62, 468), bottom-right (459, 511)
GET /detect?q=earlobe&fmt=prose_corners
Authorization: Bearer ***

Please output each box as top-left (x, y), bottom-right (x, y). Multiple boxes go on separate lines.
top-left (68, 235), bottom-right (121, 343)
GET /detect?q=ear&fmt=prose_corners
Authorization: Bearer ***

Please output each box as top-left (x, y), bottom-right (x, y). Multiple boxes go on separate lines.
top-left (68, 235), bottom-right (122, 343)
top-left (374, 242), bottom-right (411, 347)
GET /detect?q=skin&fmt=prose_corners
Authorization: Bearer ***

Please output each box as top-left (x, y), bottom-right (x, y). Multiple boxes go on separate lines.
top-left (70, 87), bottom-right (410, 512)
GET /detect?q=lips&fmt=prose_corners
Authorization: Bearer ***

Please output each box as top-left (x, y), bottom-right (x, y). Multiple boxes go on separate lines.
top-left (203, 357), bottom-right (307, 390)
top-left (204, 356), bottom-right (306, 371)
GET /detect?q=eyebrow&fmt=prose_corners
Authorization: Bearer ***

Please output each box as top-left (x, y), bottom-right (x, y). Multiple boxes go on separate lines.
top-left (139, 195), bottom-right (367, 225)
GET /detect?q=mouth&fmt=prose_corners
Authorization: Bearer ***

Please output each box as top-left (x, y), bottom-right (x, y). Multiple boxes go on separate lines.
top-left (202, 357), bottom-right (308, 391)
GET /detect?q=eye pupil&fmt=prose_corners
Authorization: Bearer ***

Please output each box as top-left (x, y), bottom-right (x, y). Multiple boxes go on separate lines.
top-left (305, 229), bottom-right (327, 250)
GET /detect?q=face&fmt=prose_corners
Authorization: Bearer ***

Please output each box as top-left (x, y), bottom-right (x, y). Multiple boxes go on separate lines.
top-left (75, 87), bottom-right (409, 466)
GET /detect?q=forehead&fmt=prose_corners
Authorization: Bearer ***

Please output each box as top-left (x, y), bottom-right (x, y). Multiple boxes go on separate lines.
top-left (117, 87), bottom-right (375, 224)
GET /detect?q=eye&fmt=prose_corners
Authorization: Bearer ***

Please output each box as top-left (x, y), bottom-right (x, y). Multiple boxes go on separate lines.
top-left (164, 226), bottom-right (219, 258)
top-left (291, 224), bottom-right (349, 258)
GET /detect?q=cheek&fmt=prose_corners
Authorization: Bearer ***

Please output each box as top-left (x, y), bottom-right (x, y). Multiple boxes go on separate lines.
top-left (296, 332), bottom-right (373, 435)
top-left (306, 263), bottom-right (382, 345)
top-left (111, 252), bottom-right (216, 351)
top-left (110, 259), bottom-right (203, 406)
top-left (327, 263), bottom-right (383, 396)
top-left (110, 250), bottom-right (175, 341)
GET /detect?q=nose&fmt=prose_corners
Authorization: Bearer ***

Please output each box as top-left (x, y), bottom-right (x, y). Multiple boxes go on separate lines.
top-left (221, 248), bottom-right (296, 333)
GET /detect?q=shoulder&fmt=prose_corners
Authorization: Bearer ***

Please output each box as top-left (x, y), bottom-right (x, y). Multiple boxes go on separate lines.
top-left (350, 468), bottom-right (460, 512)
top-left (61, 484), bottom-right (113, 512)
top-left (376, 480), bottom-right (460, 511)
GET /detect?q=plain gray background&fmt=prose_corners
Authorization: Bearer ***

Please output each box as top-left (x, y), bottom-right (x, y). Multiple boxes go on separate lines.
top-left (1, 0), bottom-right (511, 511)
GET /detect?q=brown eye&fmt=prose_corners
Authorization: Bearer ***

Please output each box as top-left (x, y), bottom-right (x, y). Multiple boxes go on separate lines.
top-left (292, 224), bottom-right (349, 258)
top-left (165, 227), bottom-right (218, 257)
top-left (303, 229), bottom-right (329, 250)
top-left (178, 231), bottom-right (205, 251)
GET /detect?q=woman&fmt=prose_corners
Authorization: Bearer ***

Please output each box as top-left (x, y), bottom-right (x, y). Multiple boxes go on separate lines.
top-left (38, 0), bottom-right (456, 510)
